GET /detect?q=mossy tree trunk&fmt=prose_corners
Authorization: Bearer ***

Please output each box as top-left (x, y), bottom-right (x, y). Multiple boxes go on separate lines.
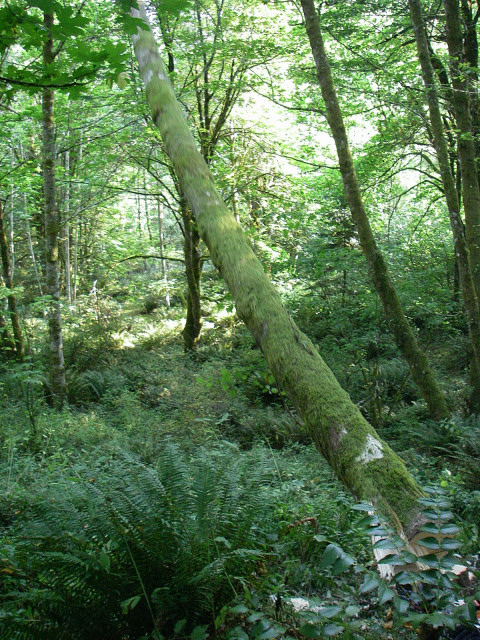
top-left (42, 11), bottom-right (66, 407)
top-left (299, 0), bottom-right (449, 421)
top-left (127, 2), bottom-right (426, 539)
top-left (0, 199), bottom-right (24, 359)
top-left (443, 0), bottom-right (480, 302)
top-left (408, 0), bottom-right (480, 408)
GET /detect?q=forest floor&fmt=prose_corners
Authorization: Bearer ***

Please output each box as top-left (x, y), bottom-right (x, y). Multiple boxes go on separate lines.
top-left (0, 300), bottom-right (479, 640)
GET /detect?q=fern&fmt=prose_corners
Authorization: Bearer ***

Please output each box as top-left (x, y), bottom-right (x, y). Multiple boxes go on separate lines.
top-left (0, 441), bottom-right (273, 639)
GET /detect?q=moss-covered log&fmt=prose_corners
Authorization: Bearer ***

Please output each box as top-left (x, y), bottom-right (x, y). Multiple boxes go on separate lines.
top-left (126, 2), bottom-right (424, 538)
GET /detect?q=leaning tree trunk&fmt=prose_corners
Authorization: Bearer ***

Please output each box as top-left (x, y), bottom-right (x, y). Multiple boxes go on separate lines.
top-left (299, 0), bottom-right (449, 420)
top-left (127, 2), bottom-right (425, 538)
top-left (408, 0), bottom-right (480, 406)
top-left (0, 199), bottom-right (24, 359)
top-left (42, 11), bottom-right (66, 407)
top-left (443, 0), bottom-right (480, 301)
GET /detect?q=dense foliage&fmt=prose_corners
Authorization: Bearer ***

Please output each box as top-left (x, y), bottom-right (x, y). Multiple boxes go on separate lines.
top-left (0, 0), bottom-right (479, 638)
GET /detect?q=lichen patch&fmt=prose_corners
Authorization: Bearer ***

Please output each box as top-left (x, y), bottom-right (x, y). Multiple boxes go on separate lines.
top-left (356, 434), bottom-right (384, 464)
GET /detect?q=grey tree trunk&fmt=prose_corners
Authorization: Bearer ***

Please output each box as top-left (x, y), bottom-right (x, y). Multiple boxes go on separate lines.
top-left (42, 11), bottom-right (66, 407)
top-left (299, 0), bottom-right (449, 420)
top-left (126, 2), bottom-right (426, 539)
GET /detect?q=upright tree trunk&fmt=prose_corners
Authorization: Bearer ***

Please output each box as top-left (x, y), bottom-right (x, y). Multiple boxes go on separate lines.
top-left (42, 11), bottom-right (66, 407)
top-left (19, 141), bottom-right (43, 295)
top-left (443, 0), bottom-right (480, 301)
top-left (64, 148), bottom-right (71, 302)
top-left (0, 302), bottom-right (15, 357)
top-left (409, 0), bottom-right (480, 410)
top-left (181, 199), bottom-right (202, 350)
top-left (157, 198), bottom-right (170, 307)
top-left (0, 199), bottom-right (24, 359)
top-left (299, 0), bottom-right (449, 420)
top-left (127, 2), bottom-right (425, 538)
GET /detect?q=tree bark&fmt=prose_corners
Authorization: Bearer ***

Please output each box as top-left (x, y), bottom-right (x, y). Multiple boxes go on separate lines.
top-left (408, 0), bottom-right (480, 395)
top-left (299, 0), bottom-right (449, 420)
top-left (157, 198), bottom-right (170, 307)
top-left (63, 147), bottom-right (71, 302)
top-left (127, 2), bottom-right (425, 538)
top-left (0, 199), bottom-right (24, 359)
top-left (182, 199), bottom-right (202, 350)
top-left (443, 0), bottom-right (480, 301)
top-left (42, 11), bottom-right (66, 407)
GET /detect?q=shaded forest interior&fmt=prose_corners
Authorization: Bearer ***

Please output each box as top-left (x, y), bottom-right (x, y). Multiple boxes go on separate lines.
top-left (0, 1), bottom-right (480, 639)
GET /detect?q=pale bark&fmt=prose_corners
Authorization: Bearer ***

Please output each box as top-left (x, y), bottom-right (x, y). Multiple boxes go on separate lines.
top-left (408, 0), bottom-right (480, 396)
top-left (42, 11), bottom-right (66, 406)
top-left (300, 0), bottom-right (449, 420)
top-left (127, 2), bottom-right (425, 537)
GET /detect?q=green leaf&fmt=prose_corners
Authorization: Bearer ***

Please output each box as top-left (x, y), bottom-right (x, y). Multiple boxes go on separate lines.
top-left (426, 611), bottom-right (455, 630)
top-left (359, 576), bottom-right (379, 593)
top-left (174, 619), bottom-right (187, 633)
top-left (313, 534), bottom-right (327, 543)
top-left (318, 606), bottom-right (343, 618)
top-left (159, 0), bottom-right (193, 16)
top-left (422, 509), bottom-right (454, 520)
top-left (345, 605), bottom-right (360, 617)
top-left (120, 594), bottom-right (141, 614)
top-left (191, 625), bottom-right (209, 640)
top-left (404, 612), bottom-right (428, 629)
top-left (98, 550), bottom-right (110, 571)
top-left (377, 553), bottom-right (405, 566)
top-left (226, 628), bottom-right (249, 640)
top-left (351, 503), bottom-right (373, 511)
top-left (28, 0), bottom-right (54, 9)
top-left (321, 624), bottom-right (344, 636)
top-left (377, 584), bottom-right (395, 604)
top-left (357, 515), bottom-right (380, 527)
top-left (299, 623), bottom-right (321, 638)
top-left (372, 538), bottom-right (397, 550)
top-left (319, 544), bottom-right (340, 569)
top-left (415, 536), bottom-right (441, 549)
top-left (229, 604), bottom-right (249, 614)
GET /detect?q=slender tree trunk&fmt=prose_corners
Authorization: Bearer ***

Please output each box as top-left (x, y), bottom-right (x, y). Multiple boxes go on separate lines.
top-left (300, 0), bottom-right (449, 420)
top-left (0, 199), bottom-right (24, 359)
top-left (42, 11), bottom-right (66, 407)
top-left (127, 2), bottom-right (426, 538)
top-left (64, 148), bottom-right (71, 302)
top-left (408, 0), bottom-right (480, 403)
top-left (181, 199), bottom-right (202, 350)
top-left (443, 0), bottom-right (480, 300)
top-left (9, 150), bottom-right (15, 280)
top-left (72, 223), bottom-right (78, 302)
top-left (157, 198), bottom-right (170, 307)
top-left (0, 302), bottom-right (15, 357)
